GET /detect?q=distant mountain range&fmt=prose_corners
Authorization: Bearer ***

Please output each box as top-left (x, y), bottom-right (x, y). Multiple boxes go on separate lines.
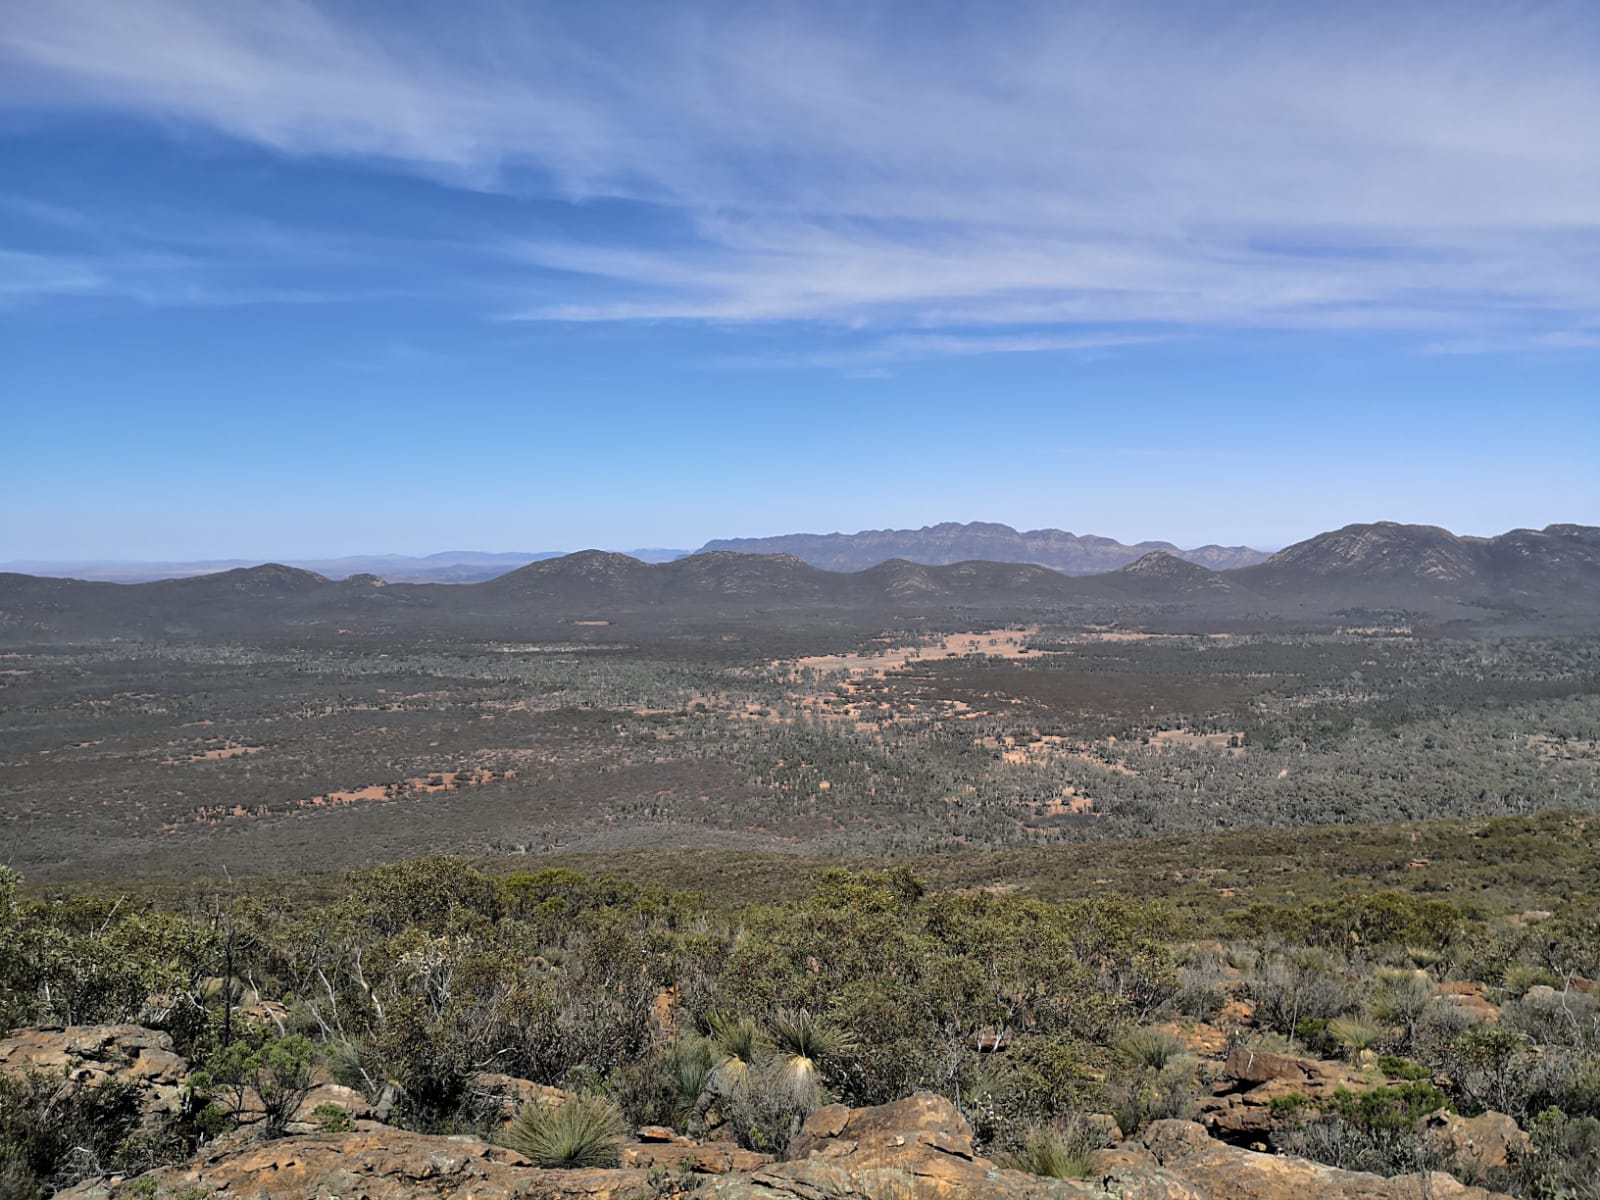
top-left (698, 521), bottom-right (1269, 573)
top-left (0, 548), bottom-right (691, 584)
top-left (2, 522), bottom-right (1595, 644)
top-left (2, 522), bottom-right (1267, 584)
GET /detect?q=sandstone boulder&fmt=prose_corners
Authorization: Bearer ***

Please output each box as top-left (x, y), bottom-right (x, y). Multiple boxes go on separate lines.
top-left (55, 1129), bottom-right (654, 1200)
top-left (471, 1070), bottom-right (572, 1125)
top-left (1223, 1047), bottom-right (1324, 1086)
top-left (1417, 1109), bottom-right (1530, 1173)
top-left (710, 1092), bottom-right (1203, 1199)
top-left (1196, 1047), bottom-right (1370, 1138)
top-left (1140, 1118), bottom-right (1513, 1200)
top-left (0, 1025), bottom-right (190, 1124)
top-left (1436, 981), bottom-right (1500, 1023)
top-left (620, 1139), bottom-right (774, 1174)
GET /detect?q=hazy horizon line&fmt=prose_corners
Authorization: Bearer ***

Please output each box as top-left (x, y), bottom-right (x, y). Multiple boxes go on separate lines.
top-left (9, 514), bottom-right (1599, 572)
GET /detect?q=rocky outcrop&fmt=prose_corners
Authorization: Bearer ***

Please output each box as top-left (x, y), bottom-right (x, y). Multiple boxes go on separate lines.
top-left (0, 1024), bottom-right (191, 1125)
top-left (707, 1093), bottom-right (1202, 1198)
top-left (1194, 1047), bottom-right (1371, 1139)
top-left (1436, 981), bottom-right (1502, 1023)
top-left (55, 1129), bottom-right (655, 1200)
top-left (1417, 1109), bottom-right (1530, 1174)
top-left (620, 1122), bottom-right (774, 1174)
top-left (8, 1035), bottom-right (1514, 1200)
top-left (1138, 1119), bottom-right (1509, 1200)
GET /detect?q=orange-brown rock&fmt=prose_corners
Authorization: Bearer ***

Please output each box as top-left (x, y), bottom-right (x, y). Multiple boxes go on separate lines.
top-left (50, 1091), bottom-right (1520, 1200)
top-left (1417, 1109), bottom-right (1530, 1173)
top-left (620, 1140), bottom-right (774, 1173)
top-left (1139, 1119), bottom-right (1514, 1200)
top-left (1155, 1020), bottom-right (1228, 1057)
top-left (470, 1070), bottom-right (571, 1124)
top-left (715, 1093), bottom-right (1204, 1199)
top-left (56, 1129), bottom-right (653, 1200)
top-left (1198, 1050), bottom-right (1400, 1139)
top-left (1224, 1046), bottom-right (1322, 1086)
top-left (0, 1025), bottom-right (190, 1124)
top-left (1436, 981), bottom-right (1501, 1023)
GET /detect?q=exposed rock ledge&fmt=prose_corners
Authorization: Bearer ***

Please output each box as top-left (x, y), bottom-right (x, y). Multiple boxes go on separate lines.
top-left (57, 1091), bottom-right (1511, 1200)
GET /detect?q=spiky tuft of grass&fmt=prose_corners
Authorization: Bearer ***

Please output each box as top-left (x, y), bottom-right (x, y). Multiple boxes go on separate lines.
top-left (1328, 1016), bottom-right (1384, 1057)
top-left (500, 1093), bottom-right (626, 1169)
top-left (1123, 1028), bottom-right (1187, 1072)
top-left (663, 1037), bottom-right (714, 1125)
top-left (998, 1125), bottom-right (1095, 1179)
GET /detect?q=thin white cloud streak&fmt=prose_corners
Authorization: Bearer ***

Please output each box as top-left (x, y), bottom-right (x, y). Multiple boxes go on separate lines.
top-left (1054, 447), bottom-right (1254, 461)
top-left (0, 246), bottom-right (361, 308)
top-left (2, 1), bottom-right (1598, 343)
top-left (0, 249), bottom-right (105, 300)
top-left (1422, 330), bottom-right (1600, 354)
top-left (714, 332), bottom-right (1168, 372)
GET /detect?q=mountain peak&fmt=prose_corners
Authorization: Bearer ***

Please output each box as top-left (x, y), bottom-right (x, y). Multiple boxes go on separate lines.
top-left (198, 563), bottom-right (331, 589)
top-left (696, 523), bottom-right (1267, 574)
top-left (1114, 551), bottom-right (1235, 594)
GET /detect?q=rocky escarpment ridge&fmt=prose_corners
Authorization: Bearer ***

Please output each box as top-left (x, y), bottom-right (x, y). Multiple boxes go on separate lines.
top-left (3, 1025), bottom-right (1517, 1200)
top-left (699, 522), bottom-right (1269, 574)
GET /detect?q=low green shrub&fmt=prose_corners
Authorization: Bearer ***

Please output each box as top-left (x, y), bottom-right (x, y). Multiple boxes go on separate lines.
top-left (0, 1071), bottom-right (188, 1200)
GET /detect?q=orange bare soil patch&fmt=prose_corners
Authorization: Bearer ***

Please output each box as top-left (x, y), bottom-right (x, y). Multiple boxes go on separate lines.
top-left (180, 768), bottom-right (514, 827)
top-left (1026, 789), bottom-right (1098, 818)
top-left (1062, 628), bottom-right (1233, 644)
top-left (162, 743), bottom-right (265, 765)
top-left (983, 733), bottom-right (1139, 775)
top-left (1529, 735), bottom-right (1598, 761)
top-left (1147, 729), bottom-right (1246, 755)
top-left (787, 627), bottom-right (1043, 679)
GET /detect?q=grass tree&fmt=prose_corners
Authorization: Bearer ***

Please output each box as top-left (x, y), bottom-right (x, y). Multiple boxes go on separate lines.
top-left (769, 1008), bottom-right (855, 1109)
top-left (707, 1011), bottom-right (764, 1096)
top-left (501, 1093), bottom-right (627, 1169)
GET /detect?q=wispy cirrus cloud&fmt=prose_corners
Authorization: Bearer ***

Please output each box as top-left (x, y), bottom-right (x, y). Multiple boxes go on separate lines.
top-left (712, 331), bottom-right (1169, 373)
top-left (1, 0), bottom-right (1597, 351)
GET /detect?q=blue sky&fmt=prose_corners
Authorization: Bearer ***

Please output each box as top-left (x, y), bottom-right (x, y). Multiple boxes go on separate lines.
top-left (2, 0), bottom-right (1596, 560)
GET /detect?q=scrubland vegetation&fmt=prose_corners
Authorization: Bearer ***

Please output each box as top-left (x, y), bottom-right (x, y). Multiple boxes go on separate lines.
top-left (3, 618), bottom-right (1599, 1196)
top-left (2, 628), bottom-right (1596, 877)
top-left (4, 850), bottom-right (1600, 1197)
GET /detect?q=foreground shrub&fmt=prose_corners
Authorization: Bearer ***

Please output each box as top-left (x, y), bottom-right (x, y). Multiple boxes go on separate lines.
top-left (620, 1036), bottom-right (715, 1133)
top-left (0, 1071), bottom-right (187, 1199)
top-left (500, 1093), bottom-right (626, 1169)
top-left (1328, 1016), bottom-right (1385, 1059)
top-left (1250, 951), bottom-right (1354, 1038)
top-left (1508, 1108), bottom-right (1600, 1200)
top-left (1272, 1082), bottom-right (1449, 1178)
top-left (191, 1034), bottom-right (315, 1138)
top-left (716, 1060), bottom-right (819, 1155)
top-left (1169, 959), bottom-right (1226, 1022)
top-left (1370, 968), bottom-right (1434, 1048)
